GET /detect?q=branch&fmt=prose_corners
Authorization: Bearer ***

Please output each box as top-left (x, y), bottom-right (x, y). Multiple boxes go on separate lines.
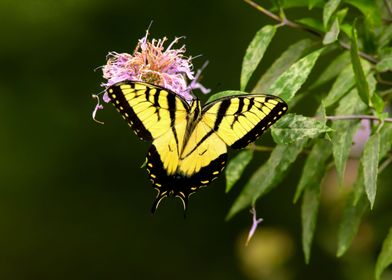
top-left (243, 0), bottom-right (378, 64)
top-left (339, 41), bottom-right (378, 64)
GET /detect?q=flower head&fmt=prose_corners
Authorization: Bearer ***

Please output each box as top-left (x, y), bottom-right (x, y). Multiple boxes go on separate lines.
top-left (92, 29), bottom-right (209, 124)
top-left (101, 30), bottom-right (209, 101)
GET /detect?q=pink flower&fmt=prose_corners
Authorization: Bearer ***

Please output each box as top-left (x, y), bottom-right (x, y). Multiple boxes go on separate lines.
top-left (92, 29), bottom-right (209, 124)
top-left (101, 30), bottom-right (209, 101)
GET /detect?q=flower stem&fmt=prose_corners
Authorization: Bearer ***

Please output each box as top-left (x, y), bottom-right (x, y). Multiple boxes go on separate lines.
top-left (245, 206), bottom-right (263, 246)
top-left (242, 0), bottom-right (378, 64)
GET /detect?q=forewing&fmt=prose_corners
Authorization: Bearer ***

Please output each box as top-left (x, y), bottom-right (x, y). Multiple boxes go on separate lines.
top-left (201, 95), bottom-right (288, 149)
top-left (106, 81), bottom-right (190, 141)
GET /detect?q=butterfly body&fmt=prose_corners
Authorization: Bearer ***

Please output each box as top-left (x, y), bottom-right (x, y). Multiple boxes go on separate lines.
top-left (106, 81), bottom-right (287, 213)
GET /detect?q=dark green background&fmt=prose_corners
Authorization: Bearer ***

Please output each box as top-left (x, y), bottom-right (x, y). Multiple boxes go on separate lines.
top-left (1, 1), bottom-right (391, 279)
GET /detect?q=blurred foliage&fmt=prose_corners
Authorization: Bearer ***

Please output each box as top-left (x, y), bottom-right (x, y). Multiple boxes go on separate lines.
top-left (0, 0), bottom-right (391, 280)
top-left (225, 0), bottom-right (392, 279)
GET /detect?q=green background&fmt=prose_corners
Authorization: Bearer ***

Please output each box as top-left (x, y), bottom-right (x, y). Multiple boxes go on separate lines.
top-left (1, 0), bottom-right (391, 279)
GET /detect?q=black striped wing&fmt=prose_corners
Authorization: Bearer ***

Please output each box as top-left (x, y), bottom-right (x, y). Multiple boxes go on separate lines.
top-left (175, 94), bottom-right (287, 192)
top-left (200, 94), bottom-right (288, 149)
top-left (106, 82), bottom-right (288, 213)
top-left (106, 81), bottom-right (191, 141)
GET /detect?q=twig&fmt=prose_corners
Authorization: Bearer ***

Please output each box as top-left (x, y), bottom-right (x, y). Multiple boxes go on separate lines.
top-left (379, 154), bottom-right (392, 173)
top-left (242, 0), bottom-right (378, 64)
top-left (380, 88), bottom-right (392, 97)
top-left (243, 0), bottom-right (322, 37)
top-left (251, 144), bottom-right (311, 154)
top-left (384, 0), bottom-right (392, 17)
top-left (323, 115), bottom-right (392, 123)
top-left (339, 41), bottom-right (378, 64)
top-left (251, 145), bottom-right (275, 152)
top-left (377, 72), bottom-right (392, 86)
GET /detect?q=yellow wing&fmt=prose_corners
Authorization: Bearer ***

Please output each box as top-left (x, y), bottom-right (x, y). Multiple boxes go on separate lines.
top-left (107, 83), bottom-right (288, 213)
top-left (179, 120), bottom-right (227, 181)
top-left (200, 94), bottom-right (288, 149)
top-left (106, 81), bottom-right (190, 142)
top-left (176, 94), bottom-right (287, 186)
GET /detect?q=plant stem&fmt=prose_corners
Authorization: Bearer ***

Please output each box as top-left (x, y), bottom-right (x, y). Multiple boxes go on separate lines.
top-left (251, 145), bottom-right (275, 152)
top-left (384, 0), bottom-right (392, 17)
top-left (380, 88), bottom-right (392, 97)
top-left (339, 41), bottom-right (378, 64)
top-left (242, 0), bottom-right (378, 64)
top-left (379, 154), bottom-right (392, 173)
top-left (323, 115), bottom-right (392, 123)
top-left (377, 73), bottom-right (392, 86)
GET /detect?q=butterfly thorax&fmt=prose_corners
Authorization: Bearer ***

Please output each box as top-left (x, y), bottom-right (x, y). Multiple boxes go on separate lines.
top-left (182, 98), bottom-right (202, 147)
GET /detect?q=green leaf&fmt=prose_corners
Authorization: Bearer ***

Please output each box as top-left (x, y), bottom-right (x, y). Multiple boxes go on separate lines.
top-left (351, 21), bottom-right (371, 106)
top-left (371, 93), bottom-right (385, 115)
top-left (343, 0), bottom-right (382, 27)
top-left (331, 123), bottom-right (360, 185)
top-left (331, 89), bottom-right (367, 185)
top-left (296, 18), bottom-right (325, 33)
top-left (241, 25), bottom-right (277, 91)
top-left (226, 141), bottom-right (306, 220)
top-left (268, 48), bottom-right (324, 102)
top-left (340, 23), bottom-right (353, 38)
top-left (301, 179), bottom-right (320, 264)
top-left (336, 7), bottom-right (349, 23)
top-left (271, 114), bottom-right (332, 144)
top-left (353, 164), bottom-right (365, 205)
top-left (379, 24), bottom-right (392, 49)
top-left (225, 149), bottom-right (254, 193)
top-left (310, 52), bottom-right (350, 89)
top-left (376, 55), bottom-right (392, 72)
top-left (281, 0), bottom-right (319, 8)
top-left (375, 227), bottom-right (392, 280)
top-left (361, 133), bottom-right (380, 208)
top-left (323, 0), bottom-right (341, 27)
top-left (323, 18), bottom-right (340, 45)
top-left (337, 184), bottom-right (369, 257)
top-left (323, 65), bottom-right (354, 107)
top-left (308, 0), bottom-right (323, 9)
top-left (206, 90), bottom-right (248, 103)
top-left (253, 39), bottom-right (314, 93)
top-left (323, 61), bottom-right (371, 107)
top-left (294, 140), bottom-right (331, 203)
top-left (380, 125), bottom-right (392, 160)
